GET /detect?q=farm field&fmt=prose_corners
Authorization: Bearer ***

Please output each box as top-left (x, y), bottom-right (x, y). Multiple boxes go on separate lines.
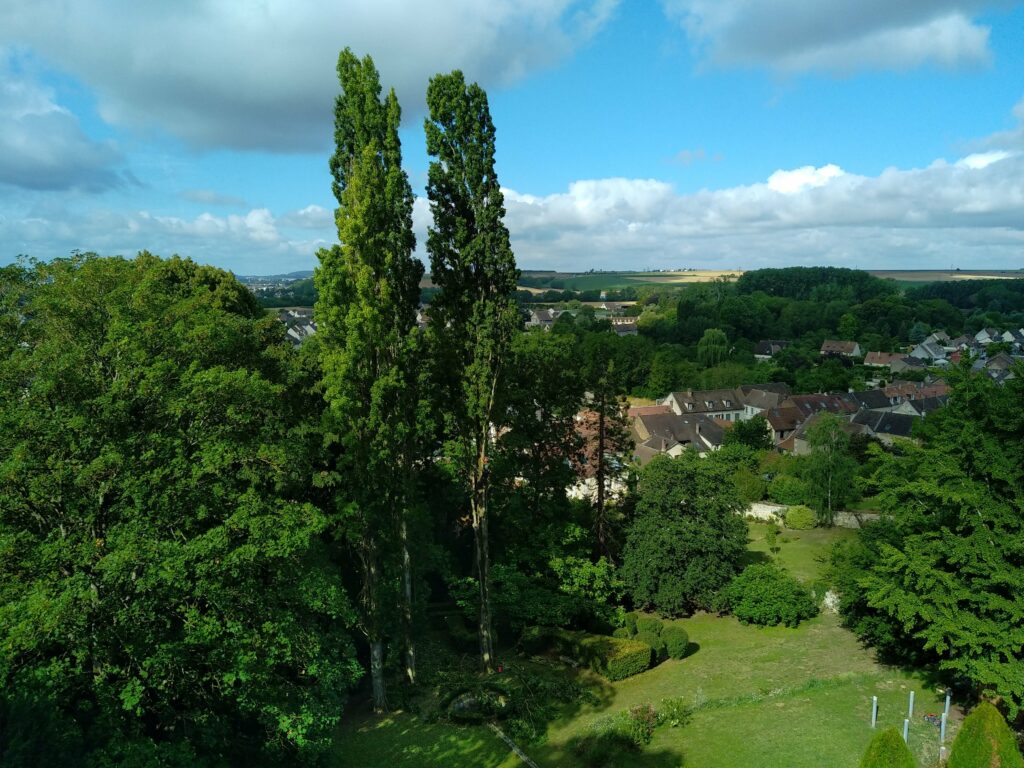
top-left (334, 524), bottom-right (956, 768)
top-left (519, 270), bottom-right (742, 292)
top-left (869, 269), bottom-right (1024, 282)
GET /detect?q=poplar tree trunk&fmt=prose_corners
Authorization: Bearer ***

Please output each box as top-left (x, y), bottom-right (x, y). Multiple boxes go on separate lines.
top-left (595, 397), bottom-right (608, 556)
top-left (473, 435), bottom-right (495, 673)
top-left (365, 537), bottom-right (387, 712)
top-left (398, 512), bottom-right (416, 685)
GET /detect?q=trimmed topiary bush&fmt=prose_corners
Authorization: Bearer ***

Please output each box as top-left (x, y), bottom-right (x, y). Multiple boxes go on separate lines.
top-left (635, 630), bottom-right (667, 662)
top-left (522, 627), bottom-right (653, 681)
top-left (715, 564), bottom-right (818, 627)
top-left (662, 625), bottom-right (689, 659)
top-left (949, 701), bottom-right (1024, 768)
top-left (611, 627), bottom-right (631, 639)
top-left (858, 727), bottom-right (915, 768)
top-left (784, 504), bottom-right (816, 530)
top-left (623, 612), bottom-right (639, 636)
top-left (636, 616), bottom-right (664, 637)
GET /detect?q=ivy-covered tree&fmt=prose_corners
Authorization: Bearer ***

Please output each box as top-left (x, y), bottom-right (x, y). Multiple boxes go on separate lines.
top-left (621, 453), bottom-right (748, 615)
top-left (316, 49), bottom-right (424, 709)
top-left (803, 413), bottom-right (858, 525)
top-left (424, 70), bottom-right (521, 672)
top-left (0, 254), bottom-right (361, 766)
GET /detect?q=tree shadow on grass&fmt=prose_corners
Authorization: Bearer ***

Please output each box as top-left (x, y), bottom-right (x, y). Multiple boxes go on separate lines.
top-left (528, 736), bottom-right (686, 768)
top-left (739, 550), bottom-right (771, 568)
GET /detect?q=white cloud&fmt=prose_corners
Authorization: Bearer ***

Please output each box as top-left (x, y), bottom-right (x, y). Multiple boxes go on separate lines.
top-left (496, 146), bottom-right (1024, 270)
top-left (0, 1), bottom-right (618, 152)
top-left (663, 1), bottom-right (1001, 73)
top-left (279, 204), bottom-right (334, 230)
top-left (0, 50), bottom-right (123, 191)
top-left (767, 164), bottom-right (844, 194)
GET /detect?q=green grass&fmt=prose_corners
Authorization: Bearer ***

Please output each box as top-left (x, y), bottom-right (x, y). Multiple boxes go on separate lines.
top-left (335, 711), bottom-right (510, 767)
top-left (334, 522), bottom-right (952, 768)
top-left (745, 521), bottom-right (856, 584)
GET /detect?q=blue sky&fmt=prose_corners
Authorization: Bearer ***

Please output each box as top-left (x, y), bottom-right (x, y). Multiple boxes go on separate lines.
top-left (2, 1), bottom-right (1023, 274)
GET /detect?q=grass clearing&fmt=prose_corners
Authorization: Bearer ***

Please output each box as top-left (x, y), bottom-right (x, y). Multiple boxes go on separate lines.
top-left (334, 523), bottom-right (953, 768)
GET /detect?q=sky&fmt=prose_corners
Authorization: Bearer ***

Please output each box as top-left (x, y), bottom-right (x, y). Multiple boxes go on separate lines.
top-left (1, 0), bottom-right (1023, 275)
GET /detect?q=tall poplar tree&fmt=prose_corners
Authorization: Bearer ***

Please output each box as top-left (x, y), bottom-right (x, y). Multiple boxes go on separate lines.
top-left (316, 50), bottom-right (423, 710)
top-left (424, 71), bottom-right (520, 672)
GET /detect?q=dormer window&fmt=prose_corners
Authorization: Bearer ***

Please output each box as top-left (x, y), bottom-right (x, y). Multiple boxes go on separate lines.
top-left (705, 401), bottom-right (714, 408)
top-left (686, 403), bottom-right (694, 411)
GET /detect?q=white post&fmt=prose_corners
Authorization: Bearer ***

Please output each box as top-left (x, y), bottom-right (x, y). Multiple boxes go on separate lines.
top-left (944, 692), bottom-right (951, 717)
top-left (941, 712), bottom-right (948, 744)
top-left (871, 696), bottom-right (878, 728)
top-left (903, 718), bottom-right (910, 743)
top-left (940, 746), bottom-right (949, 763)
top-left (908, 690), bottom-right (915, 719)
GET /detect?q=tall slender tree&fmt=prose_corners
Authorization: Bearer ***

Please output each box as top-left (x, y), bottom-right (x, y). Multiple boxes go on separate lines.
top-left (424, 71), bottom-right (520, 672)
top-left (316, 50), bottom-right (423, 710)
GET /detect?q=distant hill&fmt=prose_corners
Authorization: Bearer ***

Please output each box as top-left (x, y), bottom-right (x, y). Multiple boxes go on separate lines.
top-left (237, 270), bottom-right (314, 283)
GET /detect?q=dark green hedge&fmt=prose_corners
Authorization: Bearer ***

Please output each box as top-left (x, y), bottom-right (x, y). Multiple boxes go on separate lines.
top-left (949, 702), bottom-right (1024, 768)
top-left (662, 625), bottom-right (689, 659)
top-left (858, 727), bottom-right (915, 768)
top-left (519, 627), bottom-right (653, 681)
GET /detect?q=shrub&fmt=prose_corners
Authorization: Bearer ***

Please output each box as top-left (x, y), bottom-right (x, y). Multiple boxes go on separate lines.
top-left (611, 627), bottom-right (631, 639)
top-left (784, 505), bottom-right (816, 530)
top-left (635, 630), bottom-right (666, 662)
top-left (623, 703), bottom-right (657, 747)
top-left (657, 697), bottom-right (692, 728)
top-left (636, 616), bottom-right (664, 636)
top-left (769, 475), bottom-right (809, 505)
top-left (715, 564), bottom-right (819, 627)
top-left (858, 727), bottom-right (915, 768)
top-left (521, 627), bottom-right (653, 681)
top-left (662, 625), bottom-right (690, 659)
top-left (623, 612), bottom-right (638, 636)
top-left (733, 467), bottom-right (767, 504)
top-left (949, 701), bottom-right (1024, 768)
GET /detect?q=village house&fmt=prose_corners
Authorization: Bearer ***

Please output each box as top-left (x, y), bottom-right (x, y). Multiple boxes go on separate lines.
top-left (753, 339), bottom-right (790, 361)
top-left (631, 411), bottom-right (725, 464)
top-left (820, 339), bottom-right (862, 357)
top-left (863, 351), bottom-right (903, 367)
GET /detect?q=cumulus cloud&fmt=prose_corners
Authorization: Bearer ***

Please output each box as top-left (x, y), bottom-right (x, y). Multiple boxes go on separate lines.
top-left (662, 1), bottom-right (1001, 73)
top-left (279, 204), bottom-right (334, 229)
top-left (0, 51), bottom-right (123, 191)
top-left (497, 148), bottom-right (1024, 270)
top-left (1, 205), bottom-right (334, 273)
top-left (0, 0), bottom-right (618, 152)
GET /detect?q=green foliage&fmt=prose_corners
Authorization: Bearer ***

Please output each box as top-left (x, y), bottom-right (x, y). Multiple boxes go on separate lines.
top-left (570, 727), bottom-right (638, 768)
top-left (622, 453), bottom-right (748, 615)
top-left (612, 627), bottom-right (631, 639)
top-left (733, 466), bottom-right (768, 505)
top-left (0, 255), bottom-right (361, 766)
top-left (716, 564), bottom-right (819, 627)
top-left (657, 697), bottom-right (693, 728)
top-left (724, 414), bottom-right (774, 452)
top-left (854, 368), bottom-right (1024, 715)
top-left (785, 505), bottom-right (817, 530)
top-left (635, 631), bottom-right (667, 662)
top-left (769, 475), bottom-right (810, 505)
top-left (623, 611), bottom-right (639, 635)
top-left (858, 727), bottom-right (915, 768)
top-left (662, 625), bottom-right (690, 659)
top-left (697, 328), bottom-right (729, 367)
top-left (636, 616), bottom-right (665, 636)
top-left (948, 702), bottom-right (1024, 768)
top-left (522, 628), bottom-right (653, 681)
top-left (804, 414), bottom-right (858, 525)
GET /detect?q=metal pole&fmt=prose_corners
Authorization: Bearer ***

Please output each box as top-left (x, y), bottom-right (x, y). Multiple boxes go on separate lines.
top-left (903, 718), bottom-right (910, 743)
top-left (871, 696), bottom-right (878, 728)
top-left (944, 692), bottom-right (951, 717)
top-left (941, 712), bottom-right (947, 744)
top-left (908, 690), bottom-right (915, 719)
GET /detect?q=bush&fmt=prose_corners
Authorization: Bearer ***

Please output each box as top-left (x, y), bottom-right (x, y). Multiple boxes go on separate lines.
top-left (657, 697), bottom-right (692, 728)
top-left (769, 475), bottom-right (809, 505)
top-left (949, 701), bottom-right (1024, 768)
top-left (784, 505), bottom-right (816, 530)
top-left (623, 703), bottom-right (657, 747)
top-left (636, 616), bottom-right (664, 636)
top-left (715, 564), bottom-right (819, 627)
top-left (623, 612), bottom-right (638, 636)
top-left (520, 627), bottom-right (652, 681)
top-left (611, 627), bottom-right (630, 639)
top-left (858, 727), bottom-right (915, 768)
top-left (662, 625), bottom-right (690, 659)
top-left (733, 467), bottom-right (767, 504)
top-left (635, 630), bottom-right (667, 662)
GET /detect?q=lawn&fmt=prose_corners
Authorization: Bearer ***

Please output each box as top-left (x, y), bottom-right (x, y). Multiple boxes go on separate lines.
top-left (334, 524), bottom-right (956, 768)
